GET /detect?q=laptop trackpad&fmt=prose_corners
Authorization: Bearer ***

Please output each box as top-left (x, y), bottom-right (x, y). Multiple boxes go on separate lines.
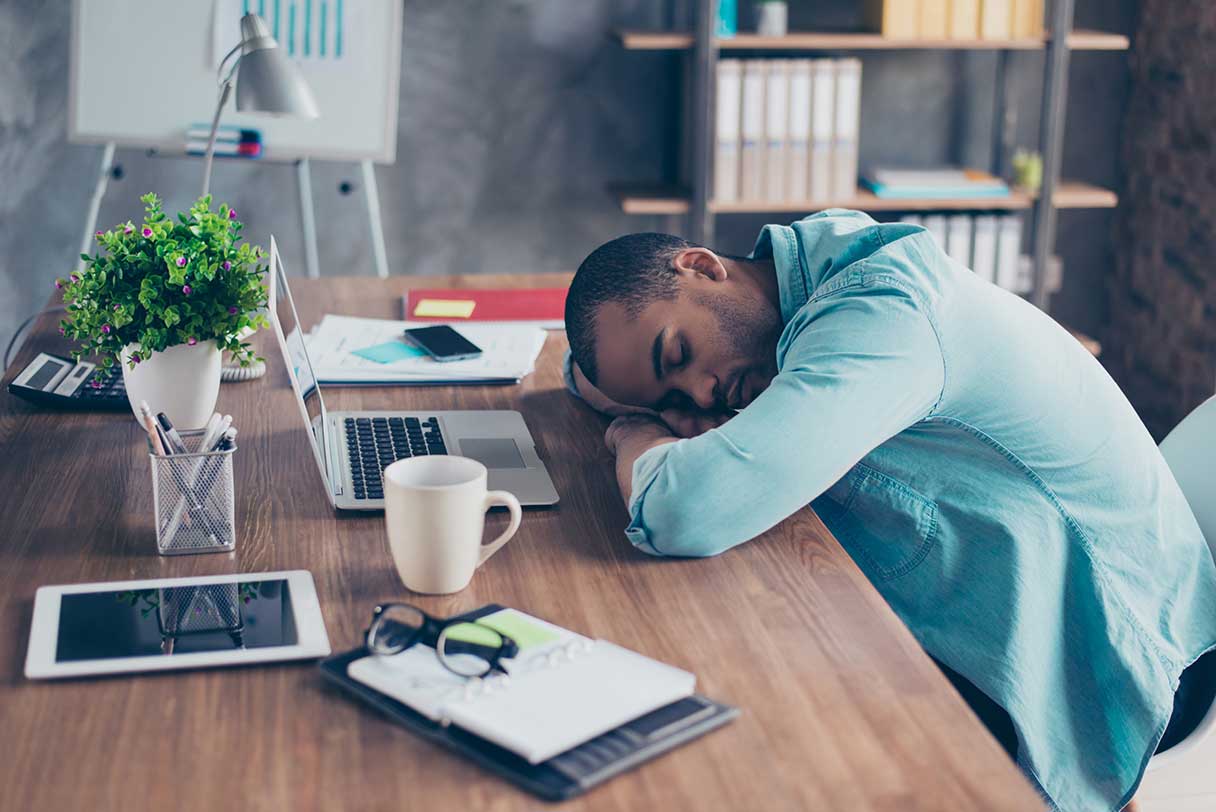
top-left (458, 438), bottom-right (525, 469)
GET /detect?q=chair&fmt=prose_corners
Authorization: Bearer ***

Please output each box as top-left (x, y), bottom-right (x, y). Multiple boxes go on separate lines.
top-left (1148, 395), bottom-right (1216, 771)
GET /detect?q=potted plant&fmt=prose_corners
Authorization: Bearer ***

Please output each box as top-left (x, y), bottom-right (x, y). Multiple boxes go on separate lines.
top-left (58, 193), bottom-right (268, 428)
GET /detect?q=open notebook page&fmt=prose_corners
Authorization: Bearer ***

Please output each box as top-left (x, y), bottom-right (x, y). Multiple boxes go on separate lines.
top-left (347, 610), bottom-right (696, 763)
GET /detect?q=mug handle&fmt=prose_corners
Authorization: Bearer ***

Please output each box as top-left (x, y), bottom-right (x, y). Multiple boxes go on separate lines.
top-left (477, 490), bottom-right (522, 566)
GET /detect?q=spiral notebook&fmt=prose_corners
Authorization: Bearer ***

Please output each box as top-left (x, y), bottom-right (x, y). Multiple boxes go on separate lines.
top-left (346, 609), bottom-right (697, 764)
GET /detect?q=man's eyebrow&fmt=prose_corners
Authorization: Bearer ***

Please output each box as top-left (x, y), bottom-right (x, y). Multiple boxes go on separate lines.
top-left (651, 328), bottom-right (666, 382)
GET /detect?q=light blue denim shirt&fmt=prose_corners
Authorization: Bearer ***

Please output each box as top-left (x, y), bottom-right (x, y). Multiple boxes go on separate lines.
top-left (570, 211), bottom-right (1216, 811)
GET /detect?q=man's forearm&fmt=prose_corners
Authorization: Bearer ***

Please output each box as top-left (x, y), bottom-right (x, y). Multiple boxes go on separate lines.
top-left (606, 417), bottom-right (678, 505)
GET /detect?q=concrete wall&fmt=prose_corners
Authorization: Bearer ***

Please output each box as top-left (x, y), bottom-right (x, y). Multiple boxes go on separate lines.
top-left (1, 0), bottom-right (1135, 365)
top-left (1108, 0), bottom-right (1216, 440)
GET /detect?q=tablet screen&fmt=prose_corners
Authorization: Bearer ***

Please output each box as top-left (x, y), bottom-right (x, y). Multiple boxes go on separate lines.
top-left (55, 579), bottom-right (298, 661)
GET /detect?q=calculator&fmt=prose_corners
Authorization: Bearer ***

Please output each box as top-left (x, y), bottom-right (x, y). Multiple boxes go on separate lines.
top-left (8, 352), bottom-right (129, 410)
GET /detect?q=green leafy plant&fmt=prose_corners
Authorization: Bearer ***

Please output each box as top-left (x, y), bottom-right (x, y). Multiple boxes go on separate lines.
top-left (58, 193), bottom-right (269, 370)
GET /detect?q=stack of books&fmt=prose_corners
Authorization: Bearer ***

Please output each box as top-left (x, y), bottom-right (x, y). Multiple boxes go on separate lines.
top-left (864, 0), bottom-right (1044, 40)
top-left (863, 167), bottom-right (1011, 200)
top-left (715, 58), bottom-right (862, 205)
top-left (185, 125), bottom-right (263, 159)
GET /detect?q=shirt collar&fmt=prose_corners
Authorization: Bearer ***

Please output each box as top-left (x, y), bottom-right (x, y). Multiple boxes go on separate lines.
top-left (750, 223), bottom-right (809, 325)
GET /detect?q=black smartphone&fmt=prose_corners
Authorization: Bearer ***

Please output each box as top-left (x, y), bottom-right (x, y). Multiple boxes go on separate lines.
top-left (403, 325), bottom-right (483, 362)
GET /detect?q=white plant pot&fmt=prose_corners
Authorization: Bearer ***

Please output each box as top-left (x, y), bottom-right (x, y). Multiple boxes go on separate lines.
top-left (121, 341), bottom-right (222, 430)
top-left (756, 2), bottom-right (788, 36)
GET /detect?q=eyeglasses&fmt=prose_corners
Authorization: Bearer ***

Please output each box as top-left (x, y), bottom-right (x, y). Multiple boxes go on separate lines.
top-left (365, 603), bottom-right (519, 678)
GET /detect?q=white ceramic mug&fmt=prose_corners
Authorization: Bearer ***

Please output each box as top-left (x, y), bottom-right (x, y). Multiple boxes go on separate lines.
top-left (382, 456), bottom-right (522, 595)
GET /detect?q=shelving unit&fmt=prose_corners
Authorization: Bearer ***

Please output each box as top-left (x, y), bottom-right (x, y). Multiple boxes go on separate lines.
top-left (609, 0), bottom-right (1127, 347)
top-left (611, 179), bottom-right (1118, 215)
top-left (613, 28), bottom-right (1129, 51)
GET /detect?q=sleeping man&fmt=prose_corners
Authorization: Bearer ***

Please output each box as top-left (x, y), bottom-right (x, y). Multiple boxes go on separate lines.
top-left (561, 210), bottom-right (1216, 812)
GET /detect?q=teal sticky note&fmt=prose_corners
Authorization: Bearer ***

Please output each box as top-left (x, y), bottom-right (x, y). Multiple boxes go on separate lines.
top-left (351, 340), bottom-right (426, 364)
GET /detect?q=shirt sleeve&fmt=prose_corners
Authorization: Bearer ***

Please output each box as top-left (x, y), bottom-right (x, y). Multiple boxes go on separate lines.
top-left (624, 271), bottom-right (946, 557)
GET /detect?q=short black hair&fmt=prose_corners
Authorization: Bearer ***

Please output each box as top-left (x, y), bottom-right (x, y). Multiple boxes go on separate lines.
top-left (565, 233), bottom-right (691, 385)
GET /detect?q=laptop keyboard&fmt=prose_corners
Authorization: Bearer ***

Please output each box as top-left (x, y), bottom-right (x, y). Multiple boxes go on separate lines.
top-left (345, 416), bottom-right (448, 501)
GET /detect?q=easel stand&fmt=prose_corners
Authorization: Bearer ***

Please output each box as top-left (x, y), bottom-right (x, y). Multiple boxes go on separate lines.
top-left (78, 144), bottom-right (391, 280)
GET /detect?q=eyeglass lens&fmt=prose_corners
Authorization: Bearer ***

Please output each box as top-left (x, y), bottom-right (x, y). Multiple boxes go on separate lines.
top-left (438, 622), bottom-right (506, 677)
top-left (368, 604), bottom-right (427, 655)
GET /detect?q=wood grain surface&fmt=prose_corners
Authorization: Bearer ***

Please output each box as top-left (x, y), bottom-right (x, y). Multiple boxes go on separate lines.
top-left (0, 275), bottom-right (1042, 811)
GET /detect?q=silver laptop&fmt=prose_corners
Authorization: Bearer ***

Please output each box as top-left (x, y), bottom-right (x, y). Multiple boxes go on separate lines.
top-left (267, 239), bottom-right (559, 510)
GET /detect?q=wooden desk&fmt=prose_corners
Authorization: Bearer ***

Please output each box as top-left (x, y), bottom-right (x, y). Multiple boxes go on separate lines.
top-left (0, 276), bottom-right (1042, 811)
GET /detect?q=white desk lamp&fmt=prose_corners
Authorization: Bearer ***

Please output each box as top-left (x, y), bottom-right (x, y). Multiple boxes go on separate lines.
top-left (202, 12), bottom-right (319, 197)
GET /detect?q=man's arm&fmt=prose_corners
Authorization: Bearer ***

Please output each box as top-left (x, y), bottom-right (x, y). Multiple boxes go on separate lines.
top-left (616, 275), bottom-right (945, 558)
top-left (605, 415), bottom-right (679, 503)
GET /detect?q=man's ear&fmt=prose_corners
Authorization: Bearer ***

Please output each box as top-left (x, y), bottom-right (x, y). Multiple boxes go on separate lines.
top-left (671, 247), bottom-right (728, 282)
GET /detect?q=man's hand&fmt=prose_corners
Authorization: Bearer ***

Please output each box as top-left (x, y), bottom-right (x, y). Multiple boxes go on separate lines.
top-left (605, 414), bottom-right (676, 455)
top-left (572, 361), bottom-right (654, 418)
top-left (604, 415), bottom-right (678, 505)
top-left (572, 359), bottom-right (732, 438)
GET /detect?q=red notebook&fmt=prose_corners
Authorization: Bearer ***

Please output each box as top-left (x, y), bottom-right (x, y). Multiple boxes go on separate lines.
top-left (402, 288), bottom-right (567, 328)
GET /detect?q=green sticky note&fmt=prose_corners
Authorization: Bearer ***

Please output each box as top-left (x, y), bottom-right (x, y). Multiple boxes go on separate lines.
top-left (351, 340), bottom-right (426, 364)
top-left (478, 610), bottom-right (560, 650)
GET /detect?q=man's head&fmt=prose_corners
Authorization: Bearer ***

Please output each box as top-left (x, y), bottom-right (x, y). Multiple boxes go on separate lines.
top-left (565, 232), bottom-right (783, 413)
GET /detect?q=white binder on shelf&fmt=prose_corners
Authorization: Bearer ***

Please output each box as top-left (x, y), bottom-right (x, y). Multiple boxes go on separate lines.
top-left (949, 0), bottom-right (981, 38)
top-left (786, 59), bottom-right (813, 203)
top-left (996, 214), bottom-right (1026, 292)
top-left (831, 58), bottom-right (862, 201)
top-left (923, 214), bottom-right (949, 249)
top-left (945, 214), bottom-right (974, 266)
top-left (920, 0), bottom-right (950, 38)
top-left (972, 215), bottom-right (999, 283)
top-left (980, 0), bottom-right (1012, 39)
top-left (763, 60), bottom-right (791, 203)
top-left (739, 60), bottom-right (767, 202)
top-left (809, 59), bottom-right (836, 204)
top-left (714, 59), bottom-right (743, 203)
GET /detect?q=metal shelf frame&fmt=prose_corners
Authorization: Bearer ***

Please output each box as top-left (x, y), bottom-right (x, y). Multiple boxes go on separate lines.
top-left (627, 0), bottom-right (1115, 314)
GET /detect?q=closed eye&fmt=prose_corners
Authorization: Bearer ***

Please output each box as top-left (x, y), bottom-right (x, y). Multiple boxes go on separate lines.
top-left (669, 336), bottom-right (687, 371)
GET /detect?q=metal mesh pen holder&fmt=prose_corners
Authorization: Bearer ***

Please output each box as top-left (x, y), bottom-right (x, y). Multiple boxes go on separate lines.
top-left (149, 430), bottom-right (237, 555)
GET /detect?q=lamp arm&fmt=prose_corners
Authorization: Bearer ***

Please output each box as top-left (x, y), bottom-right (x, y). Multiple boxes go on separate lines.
top-left (217, 41), bottom-right (245, 86)
top-left (200, 78), bottom-right (234, 200)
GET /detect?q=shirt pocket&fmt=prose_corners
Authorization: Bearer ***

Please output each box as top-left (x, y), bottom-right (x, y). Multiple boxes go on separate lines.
top-left (814, 463), bottom-right (939, 582)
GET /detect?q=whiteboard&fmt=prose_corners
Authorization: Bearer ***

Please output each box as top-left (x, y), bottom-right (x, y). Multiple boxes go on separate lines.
top-left (69, 0), bottom-right (402, 163)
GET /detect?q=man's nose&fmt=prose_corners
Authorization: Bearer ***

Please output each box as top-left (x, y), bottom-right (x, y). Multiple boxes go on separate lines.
top-left (689, 373), bottom-right (718, 411)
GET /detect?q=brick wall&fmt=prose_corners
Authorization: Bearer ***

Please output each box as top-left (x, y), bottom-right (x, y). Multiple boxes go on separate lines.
top-left (1109, 0), bottom-right (1216, 440)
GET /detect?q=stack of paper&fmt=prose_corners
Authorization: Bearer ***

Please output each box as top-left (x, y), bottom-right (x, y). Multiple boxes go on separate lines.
top-left (303, 315), bottom-right (547, 385)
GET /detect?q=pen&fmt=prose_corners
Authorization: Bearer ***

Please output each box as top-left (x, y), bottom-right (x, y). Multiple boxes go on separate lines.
top-left (156, 413), bottom-right (189, 454)
top-left (197, 412), bottom-right (225, 454)
top-left (208, 416), bottom-right (234, 452)
top-left (165, 412), bottom-right (227, 538)
top-left (138, 401), bottom-right (167, 456)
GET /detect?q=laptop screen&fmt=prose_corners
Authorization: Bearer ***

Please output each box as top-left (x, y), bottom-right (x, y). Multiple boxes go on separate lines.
top-left (269, 238), bottom-right (331, 488)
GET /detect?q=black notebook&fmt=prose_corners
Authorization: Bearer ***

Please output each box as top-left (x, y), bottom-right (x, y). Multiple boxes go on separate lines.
top-left (318, 603), bottom-right (738, 801)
